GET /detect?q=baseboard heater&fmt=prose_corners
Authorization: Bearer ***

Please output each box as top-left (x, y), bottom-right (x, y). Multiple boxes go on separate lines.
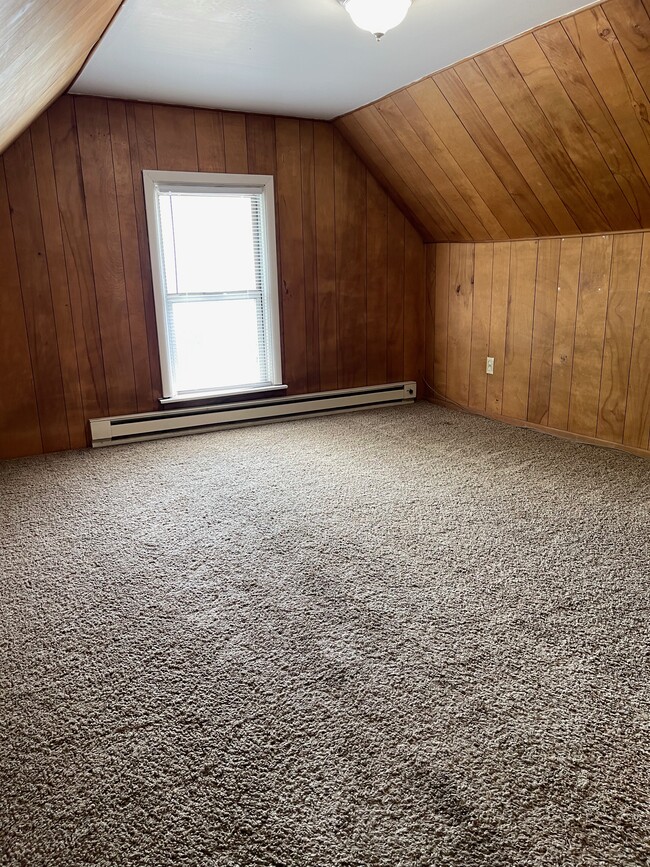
top-left (89, 382), bottom-right (417, 447)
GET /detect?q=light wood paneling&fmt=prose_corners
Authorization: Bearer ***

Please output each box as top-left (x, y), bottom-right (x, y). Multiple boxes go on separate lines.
top-left (430, 233), bottom-right (650, 458)
top-left (528, 239), bottom-right (562, 426)
top-left (337, 0), bottom-right (650, 242)
top-left (0, 96), bottom-right (426, 459)
top-left (468, 244), bottom-right (493, 411)
top-left (502, 241), bottom-right (539, 420)
top-left (485, 243), bottom-right (511, 416)
top-left (548, 239), bottom-right (583, 431)
top-left (0, 0), bottom-right (123, 156)
top-left (446, 244), bottom-right (475, 406)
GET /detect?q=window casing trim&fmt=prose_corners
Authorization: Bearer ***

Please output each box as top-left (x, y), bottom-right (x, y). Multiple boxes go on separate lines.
top-left (143, 170), bottom-right (283, 401)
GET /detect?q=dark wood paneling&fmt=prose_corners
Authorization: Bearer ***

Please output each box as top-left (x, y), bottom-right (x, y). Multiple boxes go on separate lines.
top-left (48, 96), bottom-right (109, 422)
top-left (0, 96), bottom-right (426, 458)
top-left (366, 175), bottom-right (388, 386)
top-left (76, 97), bottom-right (138, 417)
top-left (336, 0), bottom-right (650, 242)
top-left (335, 132), bottom-right (367, 389)
top-left (0, 165), bottom-right (42, 458)
top-left (3, 131), bottom-right (70, 452)
top-left (430, 233), bottom-right (650, 458)
top-left (275, 118), bottom-right (308, 394)
top-left (313, 123), bottom-right (338, 392)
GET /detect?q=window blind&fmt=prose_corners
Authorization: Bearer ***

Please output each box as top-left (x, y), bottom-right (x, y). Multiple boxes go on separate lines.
top-left (155, 189), bottom-right (272, 396)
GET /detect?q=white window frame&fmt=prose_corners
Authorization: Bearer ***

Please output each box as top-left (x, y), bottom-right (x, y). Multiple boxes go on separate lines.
top-left (143, 170), bottom-right (284, 403)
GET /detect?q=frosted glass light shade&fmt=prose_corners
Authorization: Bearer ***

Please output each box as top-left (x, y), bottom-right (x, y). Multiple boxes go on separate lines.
top-left (344, 0), bottom-right (412, 38)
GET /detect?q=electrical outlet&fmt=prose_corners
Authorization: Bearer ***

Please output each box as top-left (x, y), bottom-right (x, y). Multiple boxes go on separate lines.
top-left (486, 357), bottom-right (495, 375)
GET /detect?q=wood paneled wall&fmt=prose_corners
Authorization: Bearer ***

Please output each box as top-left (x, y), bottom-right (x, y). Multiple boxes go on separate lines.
top-left (0, 0), bottom-right (124, 156)
top-left (337, 0), bottom-right (650, 242)
top-left (427, 234), bottom-right (650, 456)
top-left (0, 96), bottom-right (425, 459)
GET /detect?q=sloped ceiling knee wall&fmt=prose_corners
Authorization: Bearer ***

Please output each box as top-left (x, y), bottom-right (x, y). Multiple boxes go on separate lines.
top-left (0, 0), bottom-right (124, 156)
top-left (337, 0), bottom-right (650, 243)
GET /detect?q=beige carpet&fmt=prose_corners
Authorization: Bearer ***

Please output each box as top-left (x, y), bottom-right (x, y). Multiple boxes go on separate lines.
top-left (1, 403), bottom-right (649, 866)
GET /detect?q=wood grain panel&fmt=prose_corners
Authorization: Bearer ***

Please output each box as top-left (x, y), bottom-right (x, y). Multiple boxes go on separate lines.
top-left (313, 123), bottom-right (338, 392)
top-left (453, 60), bottom-right (578, 237)
top-left (409, 77), bottom-right (533, 239)
top-left (528, 239), bottom-right (561, 426)
top-left (125, 102), bottom-right (162, 400)
top-left (425, 246), bottom-right (436, 398)
top-left (31, 113), bottom-right (86, 448)
top-left (76, 97), bottom-right (137, 417)
top-left (624, 235), bottom-right (650, 449)
top-left (3, 131), bottom-right (70, 452)
top-left (0, 95), bottom-right (426, 458)
top-left (535, 21), bottom-right (650, 226)
top-left (563, 7), bottom-right (650, 193)
top-left (433, 69), bottom-right (557, 238)
top-left (354, 105), bottom-right (449, 241)
top-left (568, 235), bottom-right (613, 437)
top-left (446, 244), bottom-right (475, 406)
top-left (246, 116), bottom-right (276, 176)
top-left (477, 49), bottom-right (608, 235)
top-left (597, 233), bottom-right (642, 442)
top-left (195, 110), bottom-right (226, 173)
top-left (0, 0), bottom-right (123, 155)
top-left (404, 220), bottom-right (426, 390)
top-left (505, 34), bottom-right (637, 230)
top-left (468, 244), bottom-right (493, 412)
top-left (386, 203), bottom-right (405, 383)
top-left (366, 175), bottom-right (388, 386)
top-left (336, 113), bottom-right (433, 241)
top-left (548, 238), bottom-right (583, 430)
top-left (0, 163), bottom-right (42, 458)
top-left (275, 118), bottom-right (307, 394)
top-left (433, 244), bottom-right (450, 400)
top-left (48, 96), bottom-right (109, 421)
top-left (223, 114), bottom-right (249, 173)
top-left (108, 100), bottom-right (153, 413)
top-left (486, 243), bottom-right (511, 415)
top-left (336, 0), bottom-right (650, 242)
top-left (300, 121), bottom-right (320, 393)
top-left (376, 97), bottom-right (476, 242)
top-left (430, 232), bottom-right (650, 459)
top-left (153, 105), bottom-right (198, 172)
top-left (502, 241), bottom-right (538, 419)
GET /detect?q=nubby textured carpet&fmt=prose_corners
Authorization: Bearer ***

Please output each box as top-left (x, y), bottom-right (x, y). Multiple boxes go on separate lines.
top-left (1, 404), bottom-right (649, 866)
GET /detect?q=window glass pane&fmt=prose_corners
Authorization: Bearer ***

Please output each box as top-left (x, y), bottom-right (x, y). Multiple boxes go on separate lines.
top-left (145, 172), bottom-right (281, 399)
top-left (159, 194), bottom-right (256, 295)
top-left (170, 297), bottom-right (262, 394)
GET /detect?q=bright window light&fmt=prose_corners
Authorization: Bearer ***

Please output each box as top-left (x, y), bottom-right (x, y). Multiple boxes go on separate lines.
top-left (143, 172), bottom-right (282, 400)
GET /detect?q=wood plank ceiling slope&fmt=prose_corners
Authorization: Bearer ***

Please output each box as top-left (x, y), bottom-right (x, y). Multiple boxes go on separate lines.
top-left (0, 0), bottom-right (124, 155)
top-left (336, 0), bottom-right (650, 242)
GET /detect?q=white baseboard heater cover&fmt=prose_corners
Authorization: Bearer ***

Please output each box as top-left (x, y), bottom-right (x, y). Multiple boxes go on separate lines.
top-left (90, 382), bottom-right (417, 447)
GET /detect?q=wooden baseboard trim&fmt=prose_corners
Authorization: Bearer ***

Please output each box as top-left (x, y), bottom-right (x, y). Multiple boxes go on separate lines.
top-left (427, 397), bottom-right (650, 462)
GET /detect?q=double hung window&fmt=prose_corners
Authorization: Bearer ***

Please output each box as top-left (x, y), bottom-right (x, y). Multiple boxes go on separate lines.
top-left (143, 171), bottom-right (282, 401)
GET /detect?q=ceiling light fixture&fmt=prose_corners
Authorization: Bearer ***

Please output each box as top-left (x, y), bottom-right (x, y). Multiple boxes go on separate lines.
top-left (340, 0), bottom-right (413, 41)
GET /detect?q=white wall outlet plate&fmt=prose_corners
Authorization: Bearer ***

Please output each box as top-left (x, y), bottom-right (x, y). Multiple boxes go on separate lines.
top-left (486, 357), bottom-right (495, 375)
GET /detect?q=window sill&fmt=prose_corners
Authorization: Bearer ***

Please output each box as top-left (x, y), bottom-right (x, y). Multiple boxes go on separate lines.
top-left (159, 384), bottom-right (288, 407)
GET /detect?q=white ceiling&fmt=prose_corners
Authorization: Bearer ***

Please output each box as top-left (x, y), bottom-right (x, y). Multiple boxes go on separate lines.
top-left (72, 0), bottom-right (597, 120)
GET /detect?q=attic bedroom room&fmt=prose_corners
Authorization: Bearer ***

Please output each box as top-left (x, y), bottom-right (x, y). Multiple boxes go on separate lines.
top-left (1, 0), bottom-right (649, 863)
